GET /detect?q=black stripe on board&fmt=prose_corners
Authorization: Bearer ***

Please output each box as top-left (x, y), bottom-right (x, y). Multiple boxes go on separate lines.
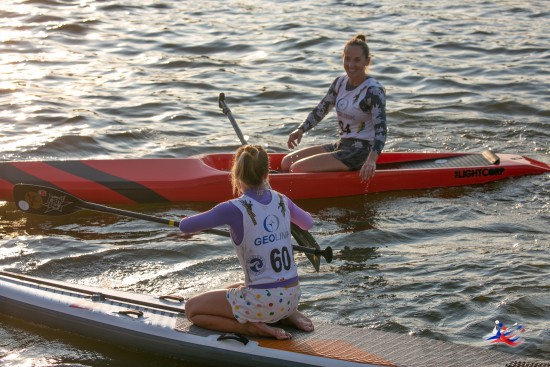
top-left (0, 163), bottom-right (63, 189)
top-left (47, 161), bottom-right (169, 203)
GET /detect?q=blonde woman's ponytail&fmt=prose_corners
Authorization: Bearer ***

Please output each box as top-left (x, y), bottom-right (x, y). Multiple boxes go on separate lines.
top-left (231, 145), bottom-right (269, 195)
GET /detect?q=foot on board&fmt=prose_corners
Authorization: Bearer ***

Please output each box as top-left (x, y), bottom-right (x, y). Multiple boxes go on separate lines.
top-left (281, 310), bottom-right (314, 332)
top-left (248, 322), bottom-right (293, 340)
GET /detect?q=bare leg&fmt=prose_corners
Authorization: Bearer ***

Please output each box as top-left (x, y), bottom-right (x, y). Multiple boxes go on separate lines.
top-left (290, 152), bottom-right (349, 173)
top-left (281, 145), bottom-right (327, 172)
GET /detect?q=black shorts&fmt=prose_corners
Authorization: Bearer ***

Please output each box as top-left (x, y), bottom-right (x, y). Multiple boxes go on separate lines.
top-left (323, 138), bottom-right (373, 170)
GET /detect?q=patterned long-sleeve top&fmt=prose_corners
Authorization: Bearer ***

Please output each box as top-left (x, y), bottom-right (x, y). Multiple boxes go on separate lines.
top-left (298, 74), bottom-right (387, 155)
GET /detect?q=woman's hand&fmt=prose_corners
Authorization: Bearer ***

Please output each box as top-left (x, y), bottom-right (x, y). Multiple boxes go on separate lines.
top-left (287, 128), bottom-right (304, 149)
top-left (359, 152), bottom-right (378, 182)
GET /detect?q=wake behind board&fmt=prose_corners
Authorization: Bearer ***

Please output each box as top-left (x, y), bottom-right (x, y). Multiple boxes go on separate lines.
top-left (0, 271), bottom-right (548, 367)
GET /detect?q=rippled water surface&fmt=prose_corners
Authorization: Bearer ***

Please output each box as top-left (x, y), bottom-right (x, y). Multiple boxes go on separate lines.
top-left (1, 0), bottom-right (549, 366)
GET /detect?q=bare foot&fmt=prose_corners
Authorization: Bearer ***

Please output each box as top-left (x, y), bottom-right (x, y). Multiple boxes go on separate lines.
top-left (247, 322), bottom-right (292, 340)
top-left (282, 310), bottom-right (314, 332)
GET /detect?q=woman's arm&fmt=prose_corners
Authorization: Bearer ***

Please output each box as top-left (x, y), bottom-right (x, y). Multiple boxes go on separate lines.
top-left (362, 86), bottom-right (387, 155)
top-left (359, 86), bottom-right (387, 181)
top-left (298, 76), bottom-right (342, 133)
top-left (179, 202), bottom-right (244, 243)
top-left (287, 199), bottom-right (314, 230)
top-left (288, 76), bottom-right (342, 149)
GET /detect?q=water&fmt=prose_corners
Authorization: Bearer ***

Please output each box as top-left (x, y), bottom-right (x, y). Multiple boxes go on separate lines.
top-left (1, 0), bottom-right (549, 365)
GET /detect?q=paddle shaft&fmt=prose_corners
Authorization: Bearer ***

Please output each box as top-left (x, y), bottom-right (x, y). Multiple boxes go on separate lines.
top-left (80, 201), bottom-right (229, 237)
top-left (217, 93), bottom-right (331, 268)
top-left (82, 202), bottom-right (328, 257)
top-left (219, 93), bottom-right (247, 145)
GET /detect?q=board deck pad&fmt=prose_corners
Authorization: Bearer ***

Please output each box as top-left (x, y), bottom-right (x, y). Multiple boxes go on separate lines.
top-left (174, 314), bottom-right (548, 367)
top-left (379, 152), bottom-right (497, 170)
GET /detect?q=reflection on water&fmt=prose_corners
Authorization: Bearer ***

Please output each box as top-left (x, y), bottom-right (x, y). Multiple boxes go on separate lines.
top-left (338, 246), bottom-right (380, 264)
top-left (1, 0), bottom-right (549, 365)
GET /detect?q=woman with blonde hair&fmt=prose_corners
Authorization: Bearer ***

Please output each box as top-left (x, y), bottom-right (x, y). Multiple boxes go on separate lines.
top-left (180, 145), bottom-right (314, 339)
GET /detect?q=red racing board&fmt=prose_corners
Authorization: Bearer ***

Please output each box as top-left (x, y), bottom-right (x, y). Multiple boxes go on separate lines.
top-left (1, 151), bottom-right (548, 204)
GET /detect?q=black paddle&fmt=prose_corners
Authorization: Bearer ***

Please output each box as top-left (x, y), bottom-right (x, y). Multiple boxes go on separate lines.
top-left (219, 93), bottom-right (247, 146)
top-left (218, 93), bottom-right (327, 270)
top-left (13, 184), bottom-right (333, 268)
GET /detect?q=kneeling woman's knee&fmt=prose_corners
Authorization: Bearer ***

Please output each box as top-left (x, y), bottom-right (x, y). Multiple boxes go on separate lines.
top-left (185, 297), bottom-right (198, 321)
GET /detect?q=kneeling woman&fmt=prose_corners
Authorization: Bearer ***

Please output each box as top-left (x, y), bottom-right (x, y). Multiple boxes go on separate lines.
top-left (180, 145), bottom-right (314, 339)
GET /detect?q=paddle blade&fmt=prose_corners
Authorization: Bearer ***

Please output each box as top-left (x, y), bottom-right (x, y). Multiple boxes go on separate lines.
top-left (14, 184), bottom-right (84, 216)
top-left (291, 223), bottom-right (321, 272)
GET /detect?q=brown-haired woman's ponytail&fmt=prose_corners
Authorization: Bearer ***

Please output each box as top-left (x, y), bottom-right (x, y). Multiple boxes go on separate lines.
top-left (344, 33), bottom-right (370, 59)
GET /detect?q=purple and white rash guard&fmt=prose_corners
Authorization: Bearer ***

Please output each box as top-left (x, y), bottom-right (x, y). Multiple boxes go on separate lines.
top-left (179, 188), bottom-right (313, 245)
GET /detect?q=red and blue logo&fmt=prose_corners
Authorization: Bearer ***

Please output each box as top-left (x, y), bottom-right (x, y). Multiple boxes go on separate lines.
top-left (484, 320), bottom-right (525, 347)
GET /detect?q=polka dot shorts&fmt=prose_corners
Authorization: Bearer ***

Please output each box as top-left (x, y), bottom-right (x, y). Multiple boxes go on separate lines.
top-left (226, 284), bottom-right (301, 324)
